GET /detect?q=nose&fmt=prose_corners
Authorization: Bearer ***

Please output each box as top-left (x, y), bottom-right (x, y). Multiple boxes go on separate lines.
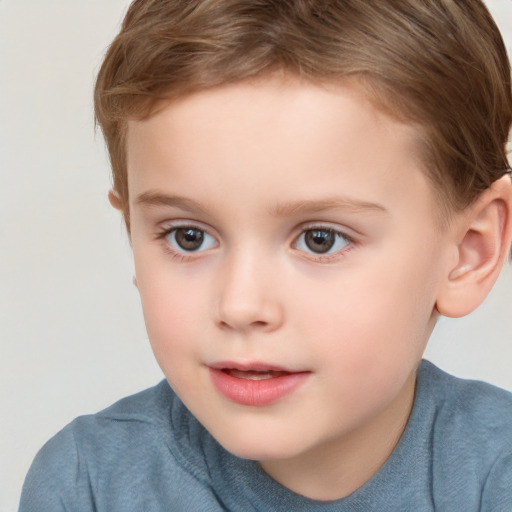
top-left (215, 251), bottom-right (284, 333)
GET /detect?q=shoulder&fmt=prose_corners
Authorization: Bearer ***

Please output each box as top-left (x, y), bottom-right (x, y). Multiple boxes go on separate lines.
top-left (19, 380), bottom-right (216, 511)
top-left (93, 378), bottom-right (175, 421)
top-left (419, 360), bottom-right (512, 444)
top-left (72, 379), bottom-right (176, 438)
top-left (41, 379), bottom-right (179, 467)
top-left (417, 361), bottom-right (512, 510)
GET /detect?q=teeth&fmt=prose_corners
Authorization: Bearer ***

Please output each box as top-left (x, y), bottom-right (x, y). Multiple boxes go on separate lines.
top-left (226, 369), bottom-right (288, 380)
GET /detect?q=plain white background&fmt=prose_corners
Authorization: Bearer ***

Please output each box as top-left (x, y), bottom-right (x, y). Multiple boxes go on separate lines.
top-left (1, 1), bottom-right (511, 510)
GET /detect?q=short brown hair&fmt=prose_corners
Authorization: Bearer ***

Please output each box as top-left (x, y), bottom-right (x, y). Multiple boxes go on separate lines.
top-left (94, 0), bottom-right (512, 226)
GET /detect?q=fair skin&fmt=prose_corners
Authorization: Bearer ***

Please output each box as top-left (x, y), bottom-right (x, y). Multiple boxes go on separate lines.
top-left (120, 77), bottom-right (511, 501)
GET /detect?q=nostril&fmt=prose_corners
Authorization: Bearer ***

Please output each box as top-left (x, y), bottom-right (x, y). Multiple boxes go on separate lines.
top-left (218, 319), bottom-right (268, 330)
top-left (251, 320), bottom-right (268, 328)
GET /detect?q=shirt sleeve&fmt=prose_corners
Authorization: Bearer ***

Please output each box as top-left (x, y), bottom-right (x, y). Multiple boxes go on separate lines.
top-left (18, 424), bottom-right (93, 512)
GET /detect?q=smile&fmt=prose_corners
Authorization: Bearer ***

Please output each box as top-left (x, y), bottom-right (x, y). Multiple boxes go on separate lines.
top-left (208, 363), bottom-right (310, 406)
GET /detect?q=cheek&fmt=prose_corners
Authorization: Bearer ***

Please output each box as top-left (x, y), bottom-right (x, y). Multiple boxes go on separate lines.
top-left (142, 285), bottom-right (202, 334)
top-left (134, 260), bottom-right (207, 361)
top-left (296, 257), bottom-right (436, 370)
top-left (139, 285), bottom-right (207, 393)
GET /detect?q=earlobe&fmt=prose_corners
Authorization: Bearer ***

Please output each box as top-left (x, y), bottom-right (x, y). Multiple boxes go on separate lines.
top-left (436, 175), bottom-right (512, 318)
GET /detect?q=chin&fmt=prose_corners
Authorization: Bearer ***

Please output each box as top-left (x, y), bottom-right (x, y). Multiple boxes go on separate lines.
top-left (212, 426), bottom-right (307, 462)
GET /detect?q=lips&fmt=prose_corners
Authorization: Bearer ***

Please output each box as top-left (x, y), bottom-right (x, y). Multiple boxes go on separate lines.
top-left (224, 369), bottom-right (290, 380)
top-left (208, 362), bottom-right (309, 406)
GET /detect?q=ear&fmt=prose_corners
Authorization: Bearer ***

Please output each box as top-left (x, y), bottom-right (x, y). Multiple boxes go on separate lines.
top-left (108, 188), bottom-right (132, 237)
top-left (436, 174), bottom-right (512, 318)
top-left (108, 189), bottom-right (123, 210)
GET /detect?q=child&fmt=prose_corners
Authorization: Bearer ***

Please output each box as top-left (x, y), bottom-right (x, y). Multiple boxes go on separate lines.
top-left (19, 0), bottom-right (512, 510)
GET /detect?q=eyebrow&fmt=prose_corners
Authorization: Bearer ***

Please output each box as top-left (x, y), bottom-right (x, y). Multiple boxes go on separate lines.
top-left (269, 197), bottom-right (388, 217)
top-left (135, 191), bottom-right (208, 215)
top-left (135, 191), bottom-right (387, 217)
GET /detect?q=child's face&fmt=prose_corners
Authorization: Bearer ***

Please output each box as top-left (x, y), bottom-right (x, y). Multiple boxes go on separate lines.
top-left (126, 78), bottom-right (456, 470)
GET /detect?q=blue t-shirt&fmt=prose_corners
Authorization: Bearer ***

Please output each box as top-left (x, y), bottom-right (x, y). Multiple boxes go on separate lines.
top-left (19, 361), bottom-right (512, 511)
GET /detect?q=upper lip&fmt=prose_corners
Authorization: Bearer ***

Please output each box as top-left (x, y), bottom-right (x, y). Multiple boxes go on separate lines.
top-left (208, 361), bottom-right (304, 373)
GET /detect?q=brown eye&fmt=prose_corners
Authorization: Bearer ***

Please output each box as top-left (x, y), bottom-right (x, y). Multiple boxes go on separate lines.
top-left (175, 228), bottom-right (204, 251)
top-left (166, 227), bottom-right (217, 253)
top-left (295, 228), bottom-right (350, 255)
top-left (304, 230), bottom-right (336, 253)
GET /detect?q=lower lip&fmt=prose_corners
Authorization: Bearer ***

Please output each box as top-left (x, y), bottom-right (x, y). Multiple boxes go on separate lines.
top-left (209, 368), bottom-right (309, 406)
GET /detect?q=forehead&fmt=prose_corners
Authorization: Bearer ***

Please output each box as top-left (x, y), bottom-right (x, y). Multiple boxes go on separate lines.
top-left (125, 77), bottom-right (436, 222)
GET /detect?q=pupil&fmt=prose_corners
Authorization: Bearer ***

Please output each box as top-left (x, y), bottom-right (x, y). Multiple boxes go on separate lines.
top-left (305, 230), bottom-right (335, 253)
top-left (176, 228), bottom-right (204, 251)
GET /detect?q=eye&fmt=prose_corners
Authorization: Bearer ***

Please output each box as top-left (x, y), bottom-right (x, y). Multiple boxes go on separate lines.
top-left (295, 228), bottom-right (350, 255)
top-left (165, 227), bottom-right (217, 253)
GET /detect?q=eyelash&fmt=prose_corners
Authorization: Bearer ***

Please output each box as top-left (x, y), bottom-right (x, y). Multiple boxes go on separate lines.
top-left (154, 223), bottom-right (355, 262)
